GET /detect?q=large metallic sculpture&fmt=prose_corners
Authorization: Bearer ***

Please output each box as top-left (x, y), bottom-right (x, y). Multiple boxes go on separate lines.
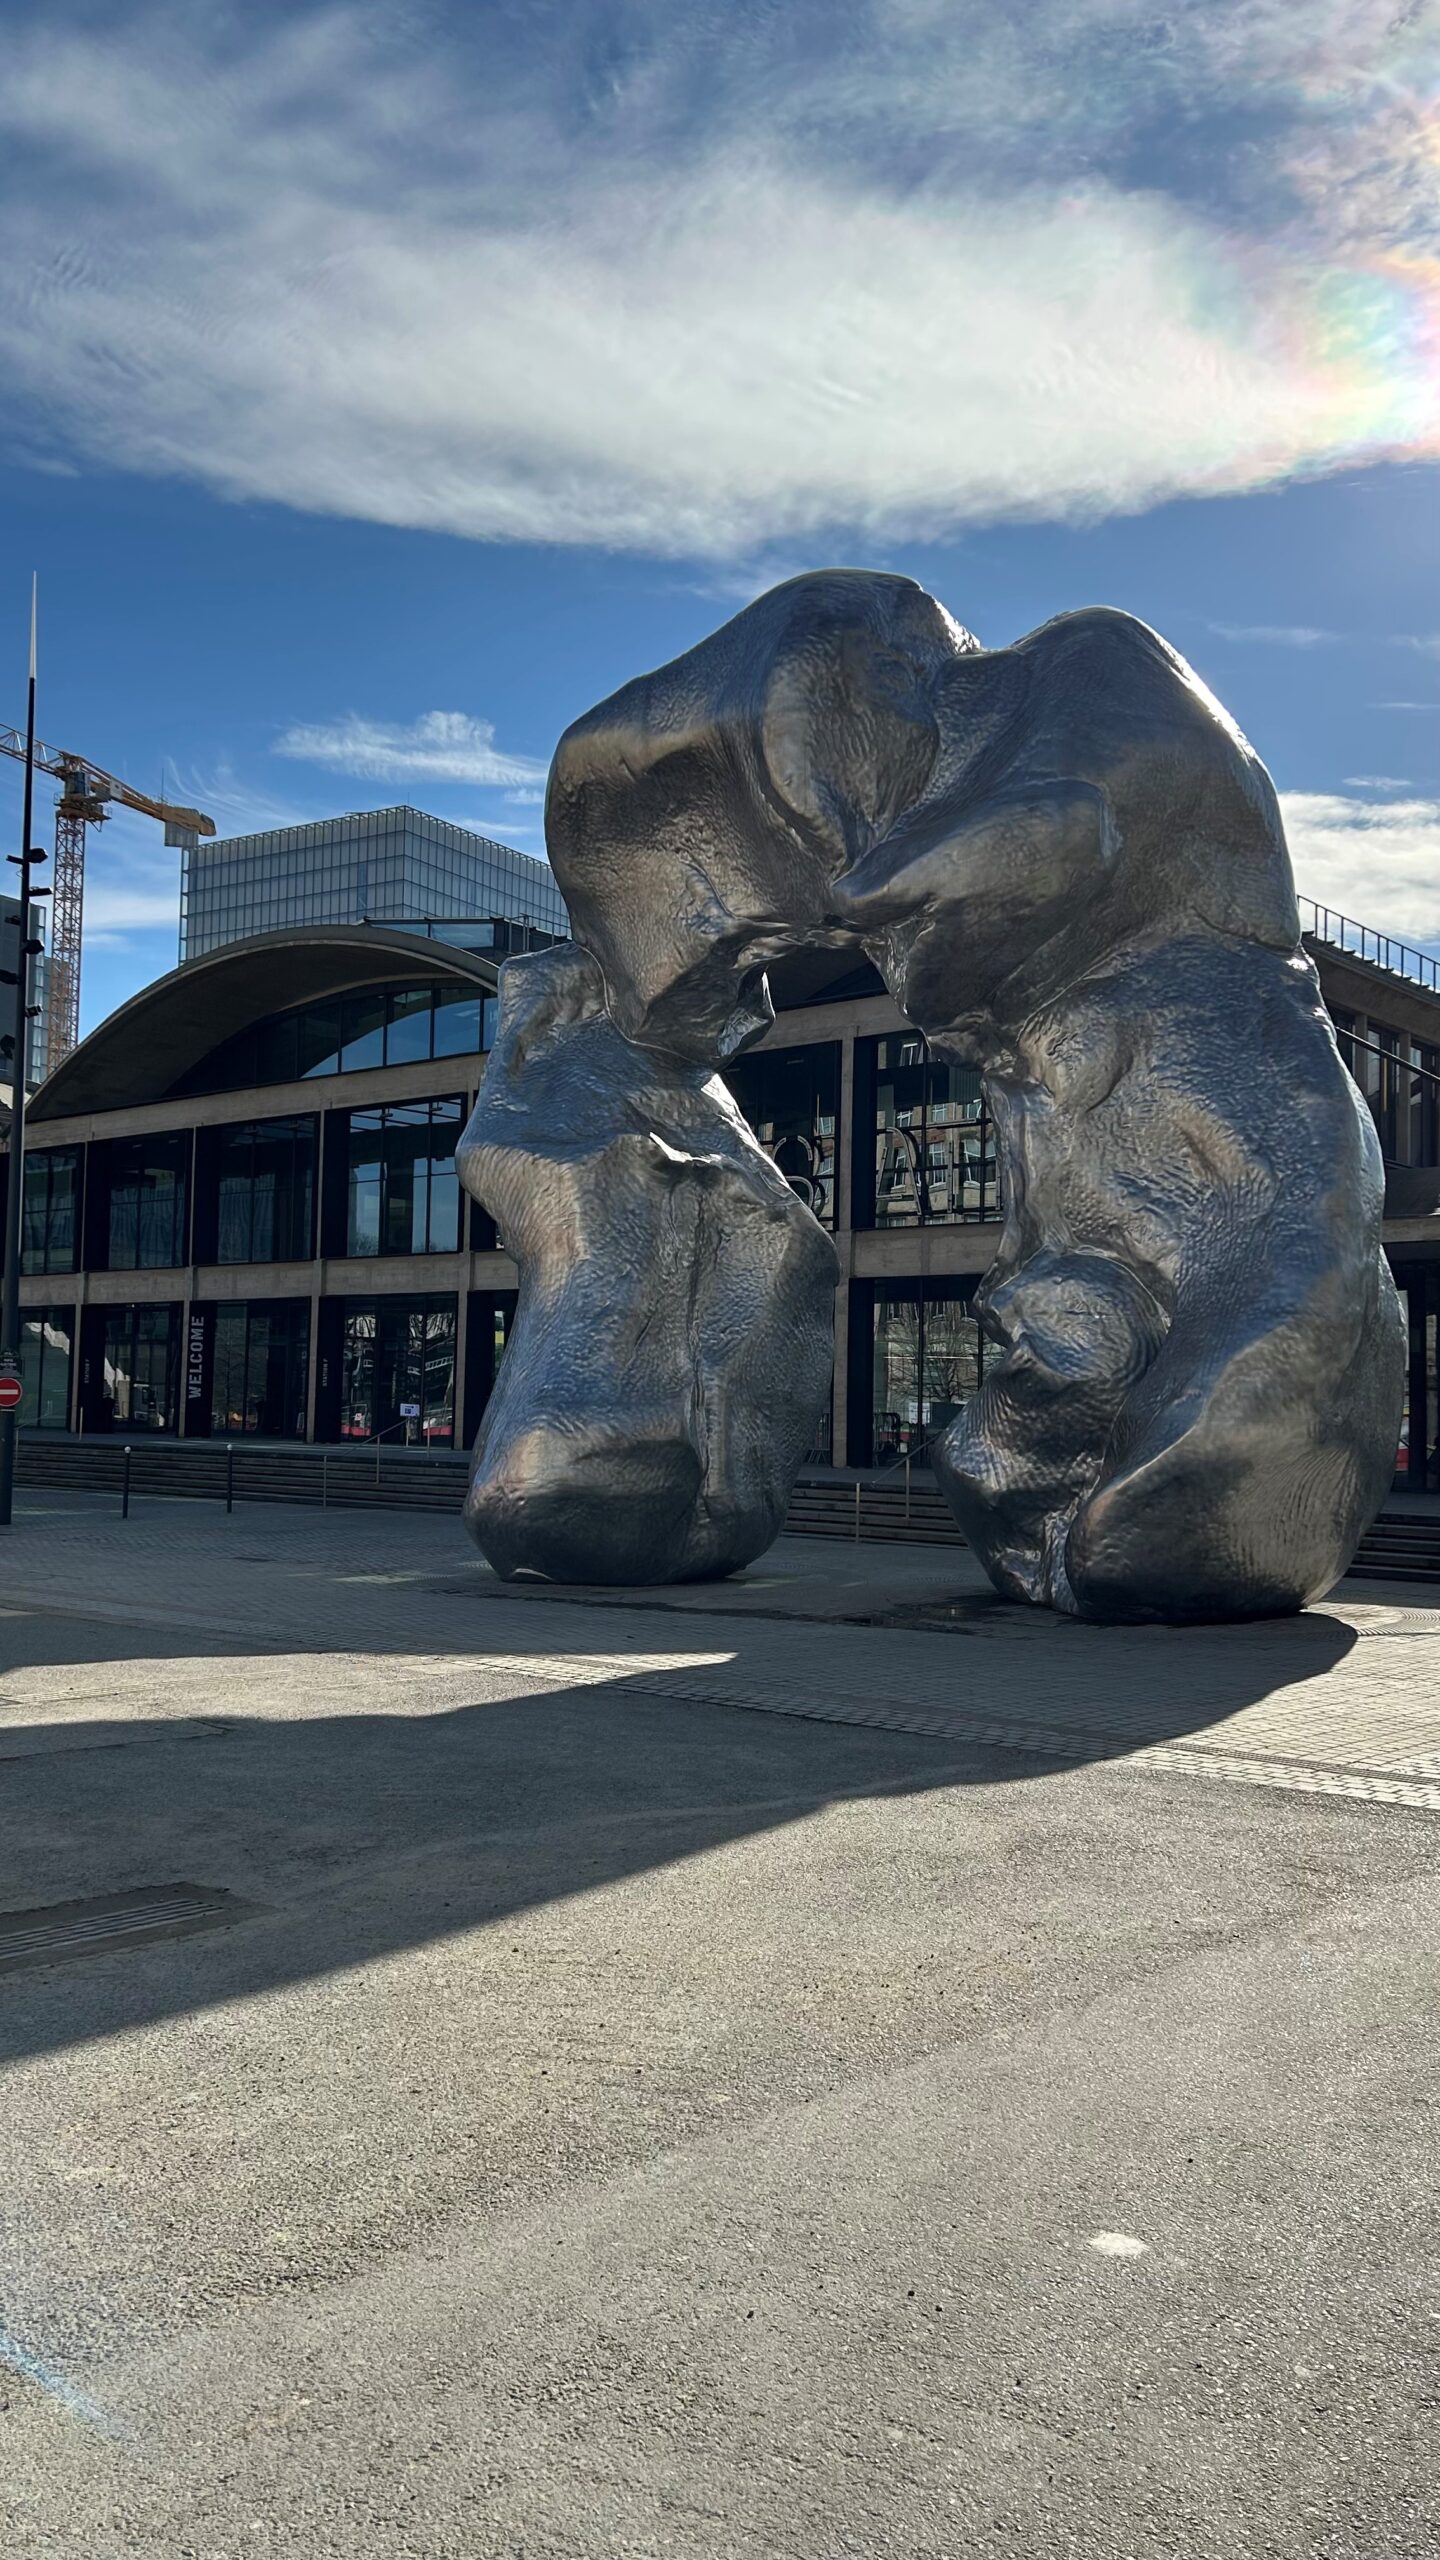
top-left (460, 571), bottom-right (1404, 1618)
top-left (460, 943), bottom-right (837, 1583)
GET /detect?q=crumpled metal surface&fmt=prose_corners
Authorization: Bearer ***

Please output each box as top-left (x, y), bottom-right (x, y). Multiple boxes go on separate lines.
top-left (459, 944), bottom-right (838, 1585)
top-left (463, 571), bottom-right (1403, 1620)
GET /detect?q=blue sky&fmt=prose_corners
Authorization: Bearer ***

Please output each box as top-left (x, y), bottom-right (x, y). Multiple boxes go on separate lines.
top-left (0, 0), bottom-right (1436, 1033)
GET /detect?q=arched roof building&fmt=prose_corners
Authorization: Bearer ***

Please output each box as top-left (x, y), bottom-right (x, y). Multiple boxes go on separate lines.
top-left (7, 914), bottom-right (1440, 1490)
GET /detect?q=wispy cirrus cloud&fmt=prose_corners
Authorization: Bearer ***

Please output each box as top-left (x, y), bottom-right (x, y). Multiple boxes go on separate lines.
top-left (1209, 624), bottom-right (1339, 649)
top-left (274, 712), bottom-right (547, 790)
top-left (1282, 789), bottom-right (1440, 945)
top-left (0, 3), bottom-right (1434, 558)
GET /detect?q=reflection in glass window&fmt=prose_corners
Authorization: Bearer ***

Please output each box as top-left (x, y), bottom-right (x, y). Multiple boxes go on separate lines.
top-left (19, 1306), bottom-right (74, 1428)
top-left (211, 1299), bottom-right (310, 1437)
top-left (172, 979), bottom-right (494, 1097)
top-left (106, 1133), bottom-right (190, 1270)
top-left (386, 985), bottom-right (434, 1064)
top-left (721, 1044), bottom-right (840, 1226)
top-left (100, 1305), bottom-right (179, 1432)
top-left (339, 990), bottom-right (386, 1073)
top-left (344, 1097), bottom-right (463, 1256)
top-left (213, 1117), bottom-right (316, 1263)
top-left (433, 988), bottom-right (482, 1057)
top-left (336, 1294), bottom-right (456, 1446)
top-left (21, 1146), bottom-right (81, 1275)
top-left (861, 1036), bottom-right (998, 1227)
top-left (871, 1283), bottom-right (985, 1467)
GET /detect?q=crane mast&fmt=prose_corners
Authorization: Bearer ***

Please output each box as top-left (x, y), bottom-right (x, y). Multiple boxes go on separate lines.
top-left (0, 728), bottom-right (214, 1079)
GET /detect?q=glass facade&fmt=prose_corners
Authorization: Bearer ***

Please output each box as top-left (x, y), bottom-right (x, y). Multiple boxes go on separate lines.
top-left (1392, 1261), bottom-right (1440, 1493)
top-left (212, 1300), bottom-right (310, 1439)
top-left (210, 1116), bottom-right (316, 1264)
top-left (21, 1145), bottom-right (81, 1274)
top-left (99, 1305), bottom-right (180, 1433)
top-left (869, 1281), bottom-right (986, 1466)
top-left (335, 1295), bottom-right (456, 1446)
top-left (1334, 1018), bottom-right (1440, 1168)
top-left (171, 982), bottom-right (496, 1100)
top-left (723, 1043), bottom-right (840, 1226)
top-left (105, 1132), bottom-right (191, 1271)
top-left (344, 1097), bottom-right (463, 1257)
top-left (179, 807), bottom-right (568, 960)
top-left (858, 1035), bottom-right (998, 1227)
top-left (17, 950), bottom-right (1440, 1477)
top-left (20, 1306), bottom-right (73, 1429)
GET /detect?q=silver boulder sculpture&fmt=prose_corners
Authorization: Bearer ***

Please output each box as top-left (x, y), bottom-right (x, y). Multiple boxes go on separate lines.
top-left (459, 943), bottom-right (838, 1583)
top-left (462, 571), bottom-right (1403, 1619)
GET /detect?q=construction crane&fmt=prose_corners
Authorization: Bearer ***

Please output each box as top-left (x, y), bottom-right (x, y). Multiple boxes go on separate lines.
top-left (0, 730), bottom-right (214, 1079)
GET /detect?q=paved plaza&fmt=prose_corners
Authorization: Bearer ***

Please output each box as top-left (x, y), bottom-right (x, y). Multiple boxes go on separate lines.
top-left (0, 1491), bottom-right (1437, 2557)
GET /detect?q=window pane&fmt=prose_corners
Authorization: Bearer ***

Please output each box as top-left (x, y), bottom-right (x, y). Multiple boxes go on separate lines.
top-left (298, 1004), bottom-right (342, 1080)
top-left (107, 1134), bottom-right (188, 1270)
top-left (722, 1044), bottom-right (839, 1226)
top-left (872, 1295), bottom-right (922, 1466)
top-left (341, 1099), bottom-right (462, 1258)
top-left (334, 1295), bottom-right (455, 1446)
top-left (339, 991), bottom-right (386, 1073)
top-left (385, 987), bottom-right (434, 1065)
top-left (433, 989), bottom-right (482, 1057)
top-left (20, 1307), bottom-right (73, 1428)
top-left (869, 1284), bottom-right (982, 1466)
top-left (21, 1147), bottom-right (79, 1275)
top-left (103, 1305), bottom-right (178, 1432)
top-left (253, 1010), bottom-right (299, 1086)
top-left (212, 1300), bottom-right (309, 1437)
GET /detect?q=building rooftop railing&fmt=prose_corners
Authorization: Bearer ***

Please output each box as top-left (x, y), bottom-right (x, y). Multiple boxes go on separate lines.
top-left (1299, 896), bottom-right (1440, 999)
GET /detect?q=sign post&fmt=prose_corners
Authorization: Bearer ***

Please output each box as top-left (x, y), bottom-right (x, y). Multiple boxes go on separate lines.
top-left (0, 579), bottom-right (48, 1529)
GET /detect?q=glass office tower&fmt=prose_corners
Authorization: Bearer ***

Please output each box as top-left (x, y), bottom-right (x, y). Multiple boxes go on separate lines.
top-left (179, 806), bottom-right (568, 960)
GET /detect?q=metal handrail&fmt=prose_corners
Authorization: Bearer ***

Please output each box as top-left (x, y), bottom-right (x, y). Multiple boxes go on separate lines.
top-left (849, 1426), bottom-right (945, 1537)
top-left (1299, 897), bottom-right (1440, 999)
top-left (365, 1418), bottom-right (410, 1481)
top-left (1343, 1030), bottom-right (1440, 1091)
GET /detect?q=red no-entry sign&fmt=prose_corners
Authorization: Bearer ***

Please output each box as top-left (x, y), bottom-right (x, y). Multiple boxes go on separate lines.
top-left (0, 1374), bottom-right (22, 1412)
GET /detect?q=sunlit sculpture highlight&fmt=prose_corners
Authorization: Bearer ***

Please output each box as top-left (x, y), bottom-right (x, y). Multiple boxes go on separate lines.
top-left (460, 571), bottom-right (1404, 1618)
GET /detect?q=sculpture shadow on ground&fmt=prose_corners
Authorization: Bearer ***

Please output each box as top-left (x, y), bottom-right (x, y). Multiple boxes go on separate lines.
top-left (0, 1594), bottom-right (1360, 2067)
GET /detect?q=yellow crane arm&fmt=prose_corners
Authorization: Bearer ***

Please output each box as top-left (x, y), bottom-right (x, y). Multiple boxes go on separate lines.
top-left (0, 725), bottom-right (215, 838)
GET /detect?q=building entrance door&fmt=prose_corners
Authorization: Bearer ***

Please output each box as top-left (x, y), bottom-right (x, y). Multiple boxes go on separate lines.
top-left (332, 1295), bottom-right (457, 1447)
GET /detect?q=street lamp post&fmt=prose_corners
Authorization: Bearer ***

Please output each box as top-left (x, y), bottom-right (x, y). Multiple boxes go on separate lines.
top-left (0, 579), bottom-right (49, 1530)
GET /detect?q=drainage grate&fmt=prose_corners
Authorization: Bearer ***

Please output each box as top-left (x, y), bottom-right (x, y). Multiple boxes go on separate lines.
top-left (0, 1883), bottom-right (262, 1976)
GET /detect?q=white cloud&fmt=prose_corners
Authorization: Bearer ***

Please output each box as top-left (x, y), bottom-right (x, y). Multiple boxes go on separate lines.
top-left (76, 808), bottom-right (183, 938)
top-left (0, 4), bottom-right (1433, 557)
top-left (1281, 790), bottom-right (1440, 945)
top-left (1210, 624), bottom-right (1338, 648)
top-left (1343, 775), bottom-right (1415, 791)
top-left (274, 712), bottom-right (546, 789)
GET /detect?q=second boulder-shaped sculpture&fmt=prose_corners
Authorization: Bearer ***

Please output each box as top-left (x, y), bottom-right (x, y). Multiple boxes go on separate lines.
top-left (459, 945), bottom-right (838, 1583)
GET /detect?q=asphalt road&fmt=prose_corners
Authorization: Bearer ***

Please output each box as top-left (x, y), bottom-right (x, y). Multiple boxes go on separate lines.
top-left (0, 1507), bottom-right (1436, 2558)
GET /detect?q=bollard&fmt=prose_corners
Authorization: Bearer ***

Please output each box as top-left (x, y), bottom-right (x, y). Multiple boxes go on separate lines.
top-left (121, 1444), bottom-right (132, 1520)
top-left (226, 1442), bottom-right (235, 1515)
top-left (322, 1453), bottom-right (328, 1510)
top-left (905, 1452), bottom-right (911, 1526)
top-left (854, 1479), bottom-right (861, 1543)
